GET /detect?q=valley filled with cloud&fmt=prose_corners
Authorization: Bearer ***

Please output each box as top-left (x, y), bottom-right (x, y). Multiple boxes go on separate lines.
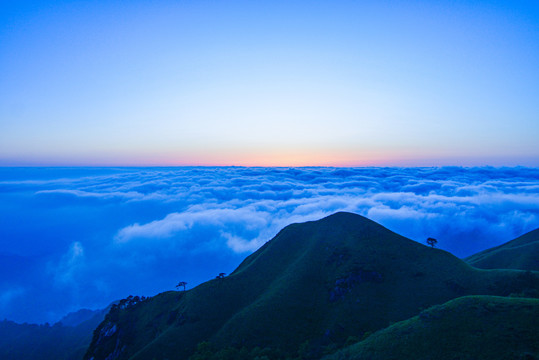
top-left (1, 166), bottom-right (538, 324)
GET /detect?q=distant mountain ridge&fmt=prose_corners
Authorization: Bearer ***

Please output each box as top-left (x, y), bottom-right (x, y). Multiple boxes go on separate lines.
top-left (0, 305), bottom-right (110, 360)
top-left (84, 212), bottom-right (539, 360)
top-left (59, 308), bottom-right (105, 327)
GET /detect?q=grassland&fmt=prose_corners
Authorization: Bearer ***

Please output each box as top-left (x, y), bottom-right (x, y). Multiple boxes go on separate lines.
top-left (324, 295), bottom-right (539, 360)
top-left (466, 228), bottom-right (539, 271)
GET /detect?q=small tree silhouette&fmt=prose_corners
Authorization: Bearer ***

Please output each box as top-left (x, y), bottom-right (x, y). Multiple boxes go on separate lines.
top-left (176, 281), bottom-right (187, 291)
top-left (426, 237), bottom-right (438, 248)
top-left (216, 273), bottom-right (226, 279)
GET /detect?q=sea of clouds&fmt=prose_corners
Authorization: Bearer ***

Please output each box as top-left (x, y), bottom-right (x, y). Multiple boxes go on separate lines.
top-left (1, 166), bottom-right (538, 323)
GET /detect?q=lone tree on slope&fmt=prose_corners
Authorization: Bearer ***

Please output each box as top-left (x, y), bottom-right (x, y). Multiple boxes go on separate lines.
top-left (426, 237), bottom-right (438, 248)
top-left (176, 281), bottom-right (187, 291)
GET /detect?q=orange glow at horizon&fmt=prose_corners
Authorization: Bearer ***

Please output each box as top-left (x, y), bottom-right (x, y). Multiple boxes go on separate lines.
top-left (7, 146), bottom-right (531, 168)
top-left (143, 148), bottom-right (439, 167)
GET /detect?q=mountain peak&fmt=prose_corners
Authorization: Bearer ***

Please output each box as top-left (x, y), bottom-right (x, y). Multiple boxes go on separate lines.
top-left (84, 213), bottom-right (539, 360)
top-left (231, 211), bottom-right (401, 277)
top-left (304, 211), bottom-right (379, 227)
top-left (320, 211), bottom-right (368, 221)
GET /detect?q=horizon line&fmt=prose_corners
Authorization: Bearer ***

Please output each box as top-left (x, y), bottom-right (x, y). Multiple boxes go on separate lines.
top-left (0, 164), bottom-right (537, 169)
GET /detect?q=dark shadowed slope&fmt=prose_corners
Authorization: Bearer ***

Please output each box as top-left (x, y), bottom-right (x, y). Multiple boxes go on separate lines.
top-left (85, 212), bottom-right (539, 360)
top-left (466, 228), bottom-right (539, 271)
top-left (324, 295), bottom-right (539, 360)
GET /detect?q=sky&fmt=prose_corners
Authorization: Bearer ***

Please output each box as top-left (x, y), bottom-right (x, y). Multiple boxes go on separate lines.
top-left (1, 0), bottom-right (539, 166)
top-left (1, 0), bottom-right (539, 326)
top-left (1, 166), bottom-right (539, 324)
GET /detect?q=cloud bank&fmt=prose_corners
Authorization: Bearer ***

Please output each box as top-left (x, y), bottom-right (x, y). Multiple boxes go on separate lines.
top-left (0, 166), bottom-right (538, 323)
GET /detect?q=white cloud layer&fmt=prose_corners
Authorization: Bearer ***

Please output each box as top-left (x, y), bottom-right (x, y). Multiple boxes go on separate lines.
top-left (1, 166), bottom-right (539, 323)
top-left (101, 167), bottom-right (539, 257)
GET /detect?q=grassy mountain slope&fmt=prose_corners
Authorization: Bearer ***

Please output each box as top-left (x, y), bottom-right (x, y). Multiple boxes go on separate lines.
top-left (85, 212), bottom-right (539, 360)
top-left (466, 228), bottom-right (539, 271)
top-left (324, 295), bottom-right (539, 360)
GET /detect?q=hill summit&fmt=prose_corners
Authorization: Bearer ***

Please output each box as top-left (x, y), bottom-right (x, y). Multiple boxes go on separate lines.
top-left (85, 212), bottom-right (539, 360)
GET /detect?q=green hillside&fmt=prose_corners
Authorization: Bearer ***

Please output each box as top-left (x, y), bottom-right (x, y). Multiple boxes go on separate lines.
top-left (85, 212), bottom-right (539, 360)
top-left (466, 228), bottom-right (539, 271)
top-left (324, 295), bottom-right (539, 360)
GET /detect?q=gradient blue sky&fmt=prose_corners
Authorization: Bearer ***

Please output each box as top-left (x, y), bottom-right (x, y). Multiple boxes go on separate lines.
top-left (1, 0), bottom-right (538, 166)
